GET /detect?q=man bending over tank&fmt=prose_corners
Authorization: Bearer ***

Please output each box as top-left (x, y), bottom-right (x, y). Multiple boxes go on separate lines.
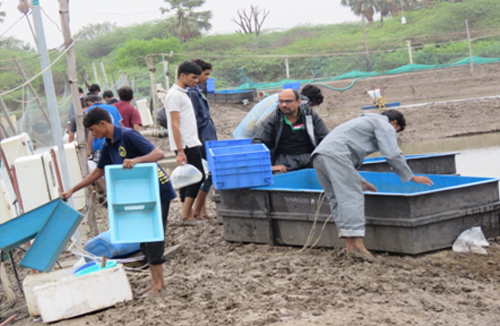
top-left (252, 87), bottom-right (329, 173)
top-left (61, 107), bottom-right (176, 296)
top-left (311, 109), bottom-right (433, 261)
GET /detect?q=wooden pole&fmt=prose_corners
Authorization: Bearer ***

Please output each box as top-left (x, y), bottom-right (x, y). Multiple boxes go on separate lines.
top-left (146, 55), bottom-right (159, 112)
top-left (59, 0), bottom-right (98, 237)
top-left (99, 60), bottom-right (110, 90)
top-left (0, 97), bottom-right (17, 135)
top-left (465, 19), bottom-right (474, 77)
top-left (361, 4), bottom-right (371, 71)
top-left (407, 40), bottom-right (413, 64)
top-left (13, 58), bottom-right (51, 127)
top-left (92, 62), bottom-right (100, 85)
top-left (285, 57), bottom-right (290, 79)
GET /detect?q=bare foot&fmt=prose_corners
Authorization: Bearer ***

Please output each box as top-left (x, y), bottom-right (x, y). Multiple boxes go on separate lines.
top-left (347, 249), bottom-right (376, 263)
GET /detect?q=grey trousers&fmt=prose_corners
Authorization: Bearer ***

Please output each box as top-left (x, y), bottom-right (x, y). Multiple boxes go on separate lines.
top-left (312, 153), bottom-right (366, 238)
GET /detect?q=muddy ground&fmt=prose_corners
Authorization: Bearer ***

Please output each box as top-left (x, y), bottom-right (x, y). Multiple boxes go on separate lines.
top-left (2, 64), bottom-right (500, 326)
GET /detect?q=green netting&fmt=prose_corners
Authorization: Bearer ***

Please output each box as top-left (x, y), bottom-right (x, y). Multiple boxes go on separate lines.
top-left (234, 56), bottom-right (500, 91)
top-left (385, 56), bottom-right (500, 74)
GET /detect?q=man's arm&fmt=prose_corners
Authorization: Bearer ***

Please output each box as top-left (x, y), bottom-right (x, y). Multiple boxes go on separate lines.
top-left (132, 124), bottom-right (141, 132)
top-left (169, 111), bottom-right (186, 166)
top-left (87, 133), bottom-right (94, 156)
top-left (61, 167), bottom-right (104, 199)
top-left (312, 111), bottom-right (330, 143)
top-left (251, 110), bottom-right (278, 147)
top-left (123, 147), bottom-right (165, 169)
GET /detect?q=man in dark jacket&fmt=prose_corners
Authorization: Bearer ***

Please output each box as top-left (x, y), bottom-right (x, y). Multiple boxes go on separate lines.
top-left (252, 88), bottom-right (329, 172)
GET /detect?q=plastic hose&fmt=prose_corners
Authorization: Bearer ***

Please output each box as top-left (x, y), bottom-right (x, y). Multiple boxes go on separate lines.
top-left (312, 77), bottom-right (367, 91)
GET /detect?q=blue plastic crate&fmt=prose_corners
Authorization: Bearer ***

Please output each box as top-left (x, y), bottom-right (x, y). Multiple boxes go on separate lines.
top-left (210, 144), bottom-right (272, 190)
top-left (205, 138), bottom-right (252, 172)
top-left (283, 82), bottom-right (300, 91)
top-left (105, 163), bottom-right (163, 244)
top-left (206, 78), bottom-right (215, 93)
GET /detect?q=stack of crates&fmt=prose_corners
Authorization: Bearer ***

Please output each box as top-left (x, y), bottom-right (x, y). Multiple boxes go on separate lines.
top-left (205, 139), bottom-right (273, 190)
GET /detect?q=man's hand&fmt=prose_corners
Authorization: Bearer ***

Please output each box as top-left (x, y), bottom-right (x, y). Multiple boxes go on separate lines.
top-left (176, 153), bottom-right (187, 166)
top-left (60, 190), bottom-right (74, 200)
top-left (411, 176), bottom-right (434, 186)
top-left (272, 165), bottom-right (287, 173)
top-left (362, 181), bottom-right (378, 192)
top-left (122, 159), bottom-right (138, 169)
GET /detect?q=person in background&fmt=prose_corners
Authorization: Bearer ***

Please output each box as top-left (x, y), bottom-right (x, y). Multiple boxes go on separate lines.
top-left (66, 87), bottom-right (85, 135)
top-left (113, 86), bottom-right (142, 131)
top-left (189, 59), bottom-right (217, 220)
top-left (61, 107), bottom-right (176, 296)
top-left (103, 90), bottom-right (119, 105)
top-left (87, 83), bottom-right (101, 96)
top-left (252, 89), bottom-right (329, 173)
top-left (311, 110), bottom-right (433, 261)
top-left (68, 96), bottom-right (89, 143)
top-left (300, 84), bottom-right (324, 108)
top-left (164, 61), bottom-right (205, 225)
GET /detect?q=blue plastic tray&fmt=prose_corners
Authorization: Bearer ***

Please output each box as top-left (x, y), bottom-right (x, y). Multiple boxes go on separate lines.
top-left (20, 199), bottom-right (84, 272)
top-left (84, 230), bottom-right (140, 261)
top-left (105, 163), bottom-right (163, 244)
top-left (210, 144), bottom-right (272, 190)
top-left (0, 199), bottom-right (61, 251)
top-left (205, 139), bottom-right (252, 172)
top-left (254, 169), bottom-right (500, 196)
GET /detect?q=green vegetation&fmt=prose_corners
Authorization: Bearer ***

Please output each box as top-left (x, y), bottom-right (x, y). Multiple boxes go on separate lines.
top-left (1, 0), bottom-right (500, 113)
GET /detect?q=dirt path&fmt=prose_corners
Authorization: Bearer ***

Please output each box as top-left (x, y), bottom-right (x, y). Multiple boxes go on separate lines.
top-left (2, 64), bottom-right (500, 326)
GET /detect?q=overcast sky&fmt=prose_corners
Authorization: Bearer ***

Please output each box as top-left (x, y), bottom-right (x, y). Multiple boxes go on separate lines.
top-left (1, 0), bottom-right (359, 49)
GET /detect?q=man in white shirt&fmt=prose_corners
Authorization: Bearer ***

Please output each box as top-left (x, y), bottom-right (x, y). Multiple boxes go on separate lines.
top-left (165, 61), bottom-right (205, 225)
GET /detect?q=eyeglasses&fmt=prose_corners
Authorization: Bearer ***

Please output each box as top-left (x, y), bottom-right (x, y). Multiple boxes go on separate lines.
top-left (278, 99), bottom-right (296, 105)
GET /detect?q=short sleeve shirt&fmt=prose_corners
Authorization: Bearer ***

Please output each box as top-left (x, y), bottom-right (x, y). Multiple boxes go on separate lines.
top-left (113, 101), bottom-right (142, 128)
top-left (98, 126), bottom-right (176, 203)
top-left (86, 103), bottom-right (123, 151)
top-left (164, 84), bottom-right (201, 151)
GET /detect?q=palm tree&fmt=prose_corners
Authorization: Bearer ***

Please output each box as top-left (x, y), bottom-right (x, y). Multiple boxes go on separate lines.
top-left (0, 2), bottom-right (6, 24)
top-left (161, 0), bottom-right (212, 41)
top-left (341, 0), bottom-right (376, 24)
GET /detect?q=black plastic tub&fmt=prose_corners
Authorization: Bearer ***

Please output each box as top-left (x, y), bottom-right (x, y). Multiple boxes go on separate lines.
top-left (219, 169), bottom-right (500, 254)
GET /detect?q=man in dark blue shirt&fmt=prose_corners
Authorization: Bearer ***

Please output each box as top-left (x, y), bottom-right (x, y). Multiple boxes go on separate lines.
top-left (62, 107), bottom-right (176, 296)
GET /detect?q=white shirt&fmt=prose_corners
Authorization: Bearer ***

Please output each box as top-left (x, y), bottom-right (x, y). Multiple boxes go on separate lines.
top-left (164, 84), bottom-right (201, 151)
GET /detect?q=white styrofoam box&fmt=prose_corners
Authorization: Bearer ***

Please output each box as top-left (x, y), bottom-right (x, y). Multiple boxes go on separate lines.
top-left (13, 152), bottom-right (59, 212)
top-left (52, 142), bottom-right (85, 210)
top-left (23, 268), bottom-right (75, 317)
top-left (0, 173), bottom-right (16, 224)
top-left (135, 98), bottom-right (153, 127)
top-left (0, 132), bottom-right (34, 167)
top-left (33, 266), bottom-right (133, 323)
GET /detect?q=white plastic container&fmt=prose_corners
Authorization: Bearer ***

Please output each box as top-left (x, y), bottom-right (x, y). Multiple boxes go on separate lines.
top-left (0, 132), bottom-right (34, 167)
top-left (0, 173), bottom-right (16, 224)
top-left (13, 152), bottom-right (59, 212)
top-left (32, 266), bottom-right (133, 323)
top-left (23, 267), bottom-right (75, 317)
top-left (52, 142), bottom-right (85, 210)
top-left (135, 98), bottom-right (153, 127)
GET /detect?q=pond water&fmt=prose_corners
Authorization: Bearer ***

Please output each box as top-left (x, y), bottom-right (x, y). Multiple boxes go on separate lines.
top-left (398, 132), bottom-right (500, 178)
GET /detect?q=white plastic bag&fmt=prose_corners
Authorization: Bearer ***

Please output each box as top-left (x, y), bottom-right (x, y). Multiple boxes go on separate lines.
top-left (452, 226), bottom-right (490, 255)
top-left (170, 164), bottom-right (203, 189)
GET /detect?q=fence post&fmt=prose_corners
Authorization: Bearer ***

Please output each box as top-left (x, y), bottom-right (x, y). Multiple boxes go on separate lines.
top-left (285, 56), bottom-right (290, 79)
top-left (92, 62), bottom-right (100, 85)
top-left (465, 19), bottom-right (474, 77)
top-left (407, 40), bottom-right (413, 64)
top-left (146, 55), bottom-right (159, 112)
